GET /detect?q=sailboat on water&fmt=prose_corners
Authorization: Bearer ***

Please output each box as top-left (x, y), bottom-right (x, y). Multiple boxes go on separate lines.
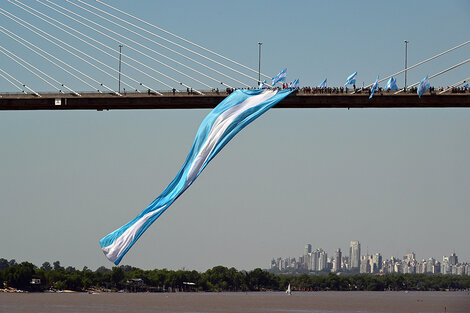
top-left (286, 283), bottom-right (292, 295)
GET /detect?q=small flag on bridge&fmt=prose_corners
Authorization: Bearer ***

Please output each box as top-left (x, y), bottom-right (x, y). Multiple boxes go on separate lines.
top-left (417, 75), bottom-right (431, 98)
top-left (318, 78), bottom-right (327, 88)
top-left (344, 72), bottom-right (357, 86)
top-left (259, 80), bottom-right (269, 89)
top-left (272, 68), bottom-right (287, 86)
top-left (289, 79), bottom-right (299, 89)
top-left (369, 76), bottom-right (379, 99)
top-left (385, 77), bottom-right (398, 91)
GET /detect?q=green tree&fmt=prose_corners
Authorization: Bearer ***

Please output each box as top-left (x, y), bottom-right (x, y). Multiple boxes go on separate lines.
top-left (41, 262), bottom-right (52, 271)
top-left (53, 261), bottom-right (63, 271)
top-left (110, 267), bottom-right (125, 289)
top-left (0, 258), bottom-right (9, 271)
top-left (96, 266), bottom-right (111, 274)
top-left (3, 262), bottom-right (35, 289)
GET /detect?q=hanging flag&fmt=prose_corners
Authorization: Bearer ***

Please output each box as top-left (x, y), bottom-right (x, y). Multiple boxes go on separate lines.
top-left (99, 88), bottom-right (295, 265)
top-left (385, 77), bottom-right (398, 91)
top-left (344, 72), bottom-right (357, 86)
top-left (272, 68), bottom-right (287, 86)
top-left (369, 75), bottom-right (379, 99)
top-left (289, 79), bottom-right (299, 89)
top-left (318, 78), bottom-right (327, 88)
top-left (417, 75), bottom-right (430, 98)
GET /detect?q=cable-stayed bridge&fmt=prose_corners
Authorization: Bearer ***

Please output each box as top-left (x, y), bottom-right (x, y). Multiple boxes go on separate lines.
top-left (0, 0), bottom-right (469, 110)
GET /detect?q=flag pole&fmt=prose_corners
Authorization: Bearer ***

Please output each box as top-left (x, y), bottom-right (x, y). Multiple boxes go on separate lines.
top-left (404, 40), bottom-right (409, 92)
top-left (363, 40), bottom-right (470, 90)
top-left (258, 42), bottom-right (262, 86)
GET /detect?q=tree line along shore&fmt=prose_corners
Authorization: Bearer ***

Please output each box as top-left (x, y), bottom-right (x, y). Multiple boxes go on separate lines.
top-left (1, 259), bottom-right (469, 293)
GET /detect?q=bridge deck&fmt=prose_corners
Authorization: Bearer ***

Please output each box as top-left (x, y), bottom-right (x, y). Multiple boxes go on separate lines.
top-left (1, 91), bottom-right (469, 110)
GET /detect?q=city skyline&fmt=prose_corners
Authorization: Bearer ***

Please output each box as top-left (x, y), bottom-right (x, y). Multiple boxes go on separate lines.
top-left (271, 240), bottom-right (468, 276)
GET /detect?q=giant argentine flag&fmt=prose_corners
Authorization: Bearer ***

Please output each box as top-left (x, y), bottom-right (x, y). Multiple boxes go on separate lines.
top-left (100, 89), bottom-right (294, 265)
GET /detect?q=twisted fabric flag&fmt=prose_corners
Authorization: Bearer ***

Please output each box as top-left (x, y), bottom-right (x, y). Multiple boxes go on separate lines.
top-left (385, 77), bottom-right (398, 91)
top-left (318, 78), bottom-right (327, 88)
top-left (100, 88), bottom-right (294, 265)
top-left (272, 68), bottom-right (287, 86)
top-left (417, 75), bottom-right (430, 98)
top-left (369, 75), bottom-right (379, 99)
top-left (344, 72), bottom-right (357, 86)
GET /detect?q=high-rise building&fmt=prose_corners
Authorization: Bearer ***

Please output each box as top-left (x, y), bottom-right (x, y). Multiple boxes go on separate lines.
top-left (449, 252), bottom-right (458, 265)
top-left (342, 256), bottom-right (350, 270)
top-left (310, 249), bottom-right (319, 271)
top-left (333, 248), bottom-right (342, 272)
top-left (441, 256), bottom-right (450, 274)
top-left (426, 258), bottom-right (435, 273)
top-left (318, 249), bottom-right (328, 271)
top-left (403, 252), bottom-right (416, 262)
top-left (305, 244), bottom-right (312, 255)
top-left (360, 255), bottom-right (372, 273)
top-left (372, 253), bottom-right (382, 273)
top-left (349, 240), bottom-right (361, 270)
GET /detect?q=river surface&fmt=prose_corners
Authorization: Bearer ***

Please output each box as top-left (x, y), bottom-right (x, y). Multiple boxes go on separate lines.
top-left (1, 291), bottom-right (469, 313)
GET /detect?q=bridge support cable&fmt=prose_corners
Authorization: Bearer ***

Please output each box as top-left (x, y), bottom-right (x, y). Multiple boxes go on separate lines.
top-left (0, 26), bottom-right (97, 95)
top-left (439, 77), bottom-right (470, 94)
top-left (0, 8), bottom-right (123, 96)
top-left (8, 1), bottom-right (166, 95)
top-left (0, 68), bottom-right (40, 96)
top-left (362, 40), bottom-right (470, 90)
top-left (33, 0), bottom-right (209, 93)
top-left (38, 0), bottom-right (233, 91)
top-left (13, 1), bottom-right (175, 93)
top-left (94, 0), bottom-right (272, 81)
top-left (0, 69), bottom-right (27, 94)
top-left (0, 45), bottom-right (80, 95)
top-left (394, 58), bottom-right (470, 94)
top-left (72, 0), bottom-right (260, 86)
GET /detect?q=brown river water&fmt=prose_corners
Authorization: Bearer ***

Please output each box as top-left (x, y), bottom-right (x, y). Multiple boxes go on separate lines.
top-left (1, 291), bottom-right (469, 313)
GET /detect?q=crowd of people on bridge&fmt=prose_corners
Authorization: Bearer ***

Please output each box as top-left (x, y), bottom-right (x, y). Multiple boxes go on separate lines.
top-left (216, 83), bottom-right (469, 96)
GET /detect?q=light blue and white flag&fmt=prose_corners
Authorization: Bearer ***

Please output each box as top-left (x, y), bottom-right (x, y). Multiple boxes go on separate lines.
top-left (289, 79), bottom-right (299, 89)
top-left (272, 68), bottom-right (287, 86)
top-left (385, 77), bottom-right (398, 91)
top-left (369, 75), bottom-right (379, 99)
top-left (259, 80), bottom-right (269, 89)
top-left (100, 88), bottom-right (295, 265)
top-left (417, 75), bottom-right (430, 98)
top-left (318, 78), bottom-right (327, 88)
top-left (463, 83), bottom-right (469, 89)
top-left (344, 72), bottom-right (357, 86)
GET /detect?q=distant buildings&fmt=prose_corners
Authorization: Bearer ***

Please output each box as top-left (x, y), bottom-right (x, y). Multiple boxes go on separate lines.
top-left (349, 241), bottom-right (361, 271)
top-left (270, 241), bottom-right (469, 276)
top-left (333, 249), bottom-right (342, 272)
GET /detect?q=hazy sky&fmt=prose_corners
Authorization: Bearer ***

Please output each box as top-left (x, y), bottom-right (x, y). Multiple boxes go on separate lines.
top-left (1, 0), bottom-right (469, 271)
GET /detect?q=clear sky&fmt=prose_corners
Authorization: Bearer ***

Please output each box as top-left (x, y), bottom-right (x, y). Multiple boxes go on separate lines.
top-left (0, 0), bottom-right (469, 271)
